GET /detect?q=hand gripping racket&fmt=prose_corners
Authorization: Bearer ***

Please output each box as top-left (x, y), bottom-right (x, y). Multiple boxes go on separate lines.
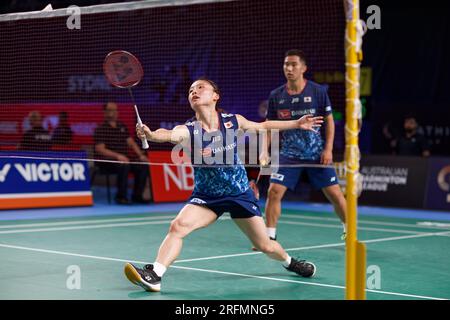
top-left (103, 50), bottom-right (149, 149)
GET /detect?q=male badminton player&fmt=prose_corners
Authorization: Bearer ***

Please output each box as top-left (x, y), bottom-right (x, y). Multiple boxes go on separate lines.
top-left (124, 77), bottom-right (323, 292)
top-left (261, 49), bottom-right (347, 242)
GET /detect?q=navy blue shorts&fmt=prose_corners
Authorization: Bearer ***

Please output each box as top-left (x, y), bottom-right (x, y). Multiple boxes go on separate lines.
top-left (270, 157), bottom-right (339, 191)
top-left (187, 188), bottom-right (262, 219)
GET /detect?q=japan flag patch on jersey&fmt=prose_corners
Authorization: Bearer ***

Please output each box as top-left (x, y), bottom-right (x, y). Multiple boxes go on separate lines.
top-left (224, 121), bottom-right (233, 129)
top-left (304, 96), bottom-right (312, 102)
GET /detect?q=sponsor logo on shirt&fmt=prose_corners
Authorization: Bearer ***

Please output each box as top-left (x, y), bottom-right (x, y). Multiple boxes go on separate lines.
top-left (331, 176), bottom-right (336, 182)
top-left (271, 173), bottom-right (285, 181)
top-left (190, 198), bottom-right (207, 204)
top-left (221, 113), bottom-right (234, 118)
top-left (325, 106), bottom-right (332, 112)
top-left (291, 109), bottom-right (316, 117)
top-left (33, 134), bottom-right (51, 141)
top-left (277, 109), bottom-right (291, 119)
top-left (279, 99), bottom-right (285, 104)
top-left (211, 142), bottom-right (237, 155)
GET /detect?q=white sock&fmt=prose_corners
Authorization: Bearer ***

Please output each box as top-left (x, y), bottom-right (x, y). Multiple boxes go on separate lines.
top-left (282, 255), bottom-right (292, 268)
top-left (267, 228), bottom-right (276, 239)
top-left (153, 262), bottom-right (167, 277)
top-left (342, 223), bottom-right (347, 233)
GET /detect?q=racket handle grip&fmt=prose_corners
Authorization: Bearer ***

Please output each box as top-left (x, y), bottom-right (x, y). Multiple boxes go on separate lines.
top-left (135, 112), bottom-right (149, 150)
top-left (141, 137), bottom-right (149, 149)
top-left (137, 123), bottom-right (149, 149)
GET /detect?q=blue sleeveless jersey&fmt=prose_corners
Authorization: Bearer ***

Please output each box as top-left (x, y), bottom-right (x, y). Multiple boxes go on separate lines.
top-left (267, 80), bottom-right (333, 161)
top-left (185, 113), bottom-right (249, 197)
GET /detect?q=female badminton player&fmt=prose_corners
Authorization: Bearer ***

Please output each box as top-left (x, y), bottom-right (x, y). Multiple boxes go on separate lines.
top-left (124, 78), bottom-right (323, 292)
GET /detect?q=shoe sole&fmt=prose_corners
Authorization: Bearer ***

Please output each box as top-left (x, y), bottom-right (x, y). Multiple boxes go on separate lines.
top-left (124, 263), bottom-right (161, 292)
top-left (309, 262), bottom-right (317, 278)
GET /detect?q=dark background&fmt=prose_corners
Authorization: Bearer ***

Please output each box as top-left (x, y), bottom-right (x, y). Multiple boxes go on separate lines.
top-left (0, 0), bottom-right (345, 151)
top-left (360, 0), bottom-right (450, 155)
top-left (1, 0), bottom-right (449, 156)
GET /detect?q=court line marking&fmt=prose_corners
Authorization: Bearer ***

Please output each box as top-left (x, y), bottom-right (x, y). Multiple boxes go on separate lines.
top-left (282, 213), bottom-right (450, 230)
top-left (0, 220), bottom-right (174, 234)
top-left (174, 232), bottom-right (448, 263)
top-left (0, 217), bottom-right (425, 235)
top-left (0, 242), bottom-right (445, 300)
top-left (171, 265), bottom-right (447, 301)
top-left (434, 231), bottom-right (450, 237)
top-left (0, 215), bottom-right (177, 229)
top-left (1, 212), bottom-right (448, 232)
top-left (278, 220), bottom-right (424, 235)
top-left (416, 222), bottom-right (450, 228)
top-left (0, 217), bottom-right (234, 235)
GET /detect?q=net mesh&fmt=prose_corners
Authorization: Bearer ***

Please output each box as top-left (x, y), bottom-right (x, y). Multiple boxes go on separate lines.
top-left (0, 0), bottom-right (345, 160)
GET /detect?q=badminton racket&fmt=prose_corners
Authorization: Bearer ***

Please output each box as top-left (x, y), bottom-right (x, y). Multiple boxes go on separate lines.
top-left (103, 50), bottom-right (148, 149)
top-left (255, 157), bottom-right (271, 185)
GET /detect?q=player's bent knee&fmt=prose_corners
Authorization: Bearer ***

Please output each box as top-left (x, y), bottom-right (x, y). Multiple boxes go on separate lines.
top-left (324, 186), bottom-right (346, 203)
top-left (169, 218), bottom-right (192, 237)
top-left (267, 186), bottom-right (284, 201)
top-left (255, 241), bottom-right (276, 255)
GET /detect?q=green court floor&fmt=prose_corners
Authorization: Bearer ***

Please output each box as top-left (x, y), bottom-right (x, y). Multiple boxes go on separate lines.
top-left (0, 209), bottom-right (449, 300)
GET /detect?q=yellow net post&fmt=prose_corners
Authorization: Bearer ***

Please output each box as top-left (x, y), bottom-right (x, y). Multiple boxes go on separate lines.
top-left (344, 0), bottom-right (367, 300)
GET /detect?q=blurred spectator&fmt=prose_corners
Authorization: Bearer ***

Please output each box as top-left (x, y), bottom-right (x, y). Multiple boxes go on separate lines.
top-left (52, 111), bottom-right (73, 145)
top-left (19, 111), bottom-right (52, 151)
top-left (150, 65), bottom-right (171, 103)
top-left (94, 102), bottom-right (149, 204)
top-left (382, 121), bottom-right (398, 154)
top-left (172, 65), bottom-right (193, 104)
top-left (392, 115), bottom-right (430, 157)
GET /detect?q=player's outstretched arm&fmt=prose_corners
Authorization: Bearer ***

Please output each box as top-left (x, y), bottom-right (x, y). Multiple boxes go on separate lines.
top-left (136, 124), bottom-right (189, 145)
top-left (236, 114), bottom-right (323, 132)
